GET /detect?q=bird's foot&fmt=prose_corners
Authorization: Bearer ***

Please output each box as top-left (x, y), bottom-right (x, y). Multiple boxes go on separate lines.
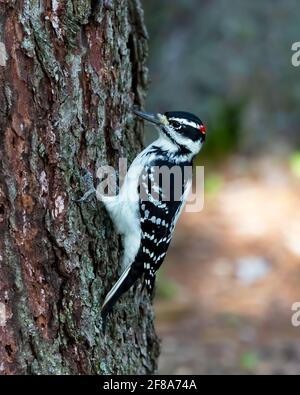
top-left (76, 187), bottom-right (96, 203)
top-left (75, 169), bottom-right (96, 203)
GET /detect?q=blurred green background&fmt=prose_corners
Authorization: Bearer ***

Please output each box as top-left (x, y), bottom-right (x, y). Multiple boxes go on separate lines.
top-left (141, 0), bottom-right (300, 375)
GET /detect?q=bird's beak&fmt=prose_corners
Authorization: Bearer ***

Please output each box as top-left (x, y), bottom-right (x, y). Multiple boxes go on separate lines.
top-left (133, 108), bottom-right (168, 126)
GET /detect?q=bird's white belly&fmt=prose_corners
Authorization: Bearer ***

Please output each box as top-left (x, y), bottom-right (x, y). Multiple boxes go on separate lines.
top-left (116, 158), bottom-right (145, 269)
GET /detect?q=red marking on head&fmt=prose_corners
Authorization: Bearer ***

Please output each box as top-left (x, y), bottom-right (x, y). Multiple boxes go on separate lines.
top-left (199, 124), bottom-right (206, 134)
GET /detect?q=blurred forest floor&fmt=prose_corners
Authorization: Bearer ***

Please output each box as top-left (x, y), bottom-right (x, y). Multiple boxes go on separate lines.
top-left (154, 156), bottom-right (300, 375)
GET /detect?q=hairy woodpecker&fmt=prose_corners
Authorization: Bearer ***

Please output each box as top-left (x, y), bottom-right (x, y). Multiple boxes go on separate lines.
top-left (98, 109), bottom-right (206, 329)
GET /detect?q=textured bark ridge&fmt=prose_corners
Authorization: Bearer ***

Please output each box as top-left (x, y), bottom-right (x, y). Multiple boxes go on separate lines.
top-left (0, 0), bottom-right (159, 374)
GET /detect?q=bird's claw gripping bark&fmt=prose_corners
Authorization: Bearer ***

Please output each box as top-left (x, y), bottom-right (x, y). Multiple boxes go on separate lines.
top-left (75, 170), bottom-right (96, 203)
top-left (76, 187), bottom-right (96, 203)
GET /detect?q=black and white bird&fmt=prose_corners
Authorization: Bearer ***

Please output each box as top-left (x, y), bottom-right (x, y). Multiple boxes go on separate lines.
top-left (99, 109), bottom-right (206, 328)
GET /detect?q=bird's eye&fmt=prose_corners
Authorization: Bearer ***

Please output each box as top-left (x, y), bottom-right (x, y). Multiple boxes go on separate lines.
top-left (171, 121), bottom-right (181, 128)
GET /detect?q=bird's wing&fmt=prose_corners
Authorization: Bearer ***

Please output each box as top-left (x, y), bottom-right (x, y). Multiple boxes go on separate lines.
top-left (136, 164), bottom-right (190, 293)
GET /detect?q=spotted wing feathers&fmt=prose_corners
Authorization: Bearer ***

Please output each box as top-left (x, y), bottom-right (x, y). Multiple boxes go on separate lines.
top-left (137, 165), bottom-right (188, 293)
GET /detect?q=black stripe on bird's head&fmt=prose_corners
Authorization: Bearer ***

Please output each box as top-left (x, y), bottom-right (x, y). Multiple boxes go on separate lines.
top-left (165, 111), bottom-right (206, 144)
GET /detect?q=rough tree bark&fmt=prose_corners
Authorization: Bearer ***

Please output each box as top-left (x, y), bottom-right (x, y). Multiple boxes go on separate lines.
top-left (0, 0), bottom-right (159, 374)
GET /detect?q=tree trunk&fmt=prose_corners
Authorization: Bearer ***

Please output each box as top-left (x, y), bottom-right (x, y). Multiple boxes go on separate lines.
top-left (0, 0), bottom-right (159, 375)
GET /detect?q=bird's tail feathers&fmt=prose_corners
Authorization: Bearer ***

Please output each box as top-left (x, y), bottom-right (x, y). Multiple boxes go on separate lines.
top-left (101, 264), bottom-right (138, 332)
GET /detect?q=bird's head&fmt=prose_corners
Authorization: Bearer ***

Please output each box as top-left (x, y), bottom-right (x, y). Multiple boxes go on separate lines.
top-left (133, 108), bottom-right (206, 158)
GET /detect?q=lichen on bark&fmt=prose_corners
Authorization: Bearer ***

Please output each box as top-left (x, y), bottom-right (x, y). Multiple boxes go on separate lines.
top-left (0, 0), bottom-right (159, 375)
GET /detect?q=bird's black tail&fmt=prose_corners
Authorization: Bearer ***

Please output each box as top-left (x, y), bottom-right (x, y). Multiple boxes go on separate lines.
top-left (101, 264), bottom-right (139, 332)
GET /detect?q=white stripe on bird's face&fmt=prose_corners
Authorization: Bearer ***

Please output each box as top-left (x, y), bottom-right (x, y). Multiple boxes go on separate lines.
top-left (168, 117), bottom-right (200, 129)
top-left (159, 123), bottom-right (203, 159)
